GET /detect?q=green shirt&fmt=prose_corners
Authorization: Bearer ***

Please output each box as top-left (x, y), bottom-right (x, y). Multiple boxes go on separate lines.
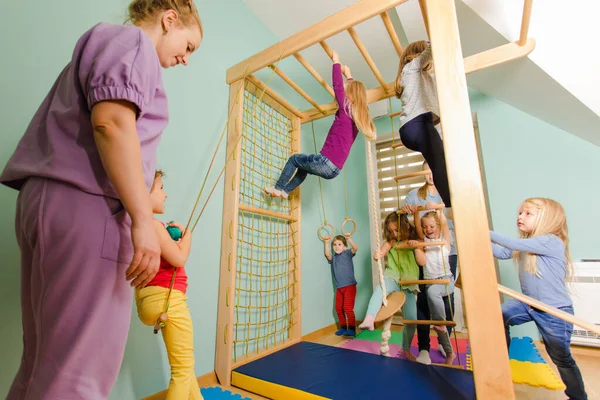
top-left (384, 247), bottom-right (420, 292)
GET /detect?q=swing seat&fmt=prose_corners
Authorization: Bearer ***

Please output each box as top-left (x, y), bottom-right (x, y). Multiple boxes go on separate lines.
top-left (374, 291), bottom-right (406, 323)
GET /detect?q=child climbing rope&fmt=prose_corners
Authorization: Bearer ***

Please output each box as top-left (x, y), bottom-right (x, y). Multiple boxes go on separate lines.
top-left (359, 212), bottom-right (420, 360)
top-left (490, 198), bottom-right (587, 400)
top-left (135, 170), bottom-right (202, 400)
top-left (395, 40), bottom-right (451, 209)
top-left (408, 207), bottom-right (456, 365)
top-left (324, 234), bottom-right (359, 337)
top-left (265, 50), bottom-right (375, 198)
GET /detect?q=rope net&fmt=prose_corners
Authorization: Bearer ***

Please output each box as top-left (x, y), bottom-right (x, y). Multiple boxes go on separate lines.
top-left (232, 85), bottom-right (299, 362)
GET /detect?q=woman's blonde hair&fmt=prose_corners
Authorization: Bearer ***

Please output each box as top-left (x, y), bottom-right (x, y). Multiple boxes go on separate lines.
top-left (128, 0), bottom-right (203, 35)
top-left (344, 80), bottom-right (376, 141)
top-left (513, 198), bottom-right (573, 281)
top-left (417, 161), bottom-right (430, 201)
top-left (394, 40), bottom-right (432, 99)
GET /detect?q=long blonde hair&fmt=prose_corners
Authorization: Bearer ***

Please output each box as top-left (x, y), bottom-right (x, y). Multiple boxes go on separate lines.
top-left (394, 40), bottom-right (432, 99)
top-left (344, 80), bottom-right (376, 141)
top-left (514, 198), bottom-right (573, 281)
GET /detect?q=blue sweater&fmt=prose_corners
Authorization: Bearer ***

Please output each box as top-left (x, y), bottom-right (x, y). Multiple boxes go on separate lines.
top-left (490, 231), bottom-right (572, 308)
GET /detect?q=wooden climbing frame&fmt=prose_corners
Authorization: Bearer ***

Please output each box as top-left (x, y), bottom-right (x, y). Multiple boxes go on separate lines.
top-left (219, 1), bottom-right (540, 398)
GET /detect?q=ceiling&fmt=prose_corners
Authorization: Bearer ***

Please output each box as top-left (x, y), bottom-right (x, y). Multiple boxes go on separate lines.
top-left (242, 0), bottom-right (600, 146)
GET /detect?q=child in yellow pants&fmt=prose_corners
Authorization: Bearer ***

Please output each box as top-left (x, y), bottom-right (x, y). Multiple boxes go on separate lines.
top-left (135, 170), bottom-right (202, 400)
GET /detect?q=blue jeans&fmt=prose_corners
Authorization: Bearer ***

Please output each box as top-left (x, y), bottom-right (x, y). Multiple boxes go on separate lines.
top-left (503, 300), bottom-right (587, 400)
top-left (274, 153), bottom-right (340, 194)
top-left (417, 256), bottom-right (456, 352)
top-left (400, 112), bottom-right (451, 207)
top-left (365, 277), bottom-right (417, 351)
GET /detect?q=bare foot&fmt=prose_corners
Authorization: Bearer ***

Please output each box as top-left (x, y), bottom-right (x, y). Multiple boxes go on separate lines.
top-left (445, 351), bottom-right (456, 365)
top-left (432, 325), bottom-right (447, 334)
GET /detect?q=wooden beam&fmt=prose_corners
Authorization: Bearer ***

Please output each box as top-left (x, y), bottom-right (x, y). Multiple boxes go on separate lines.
top-left (238, 204), bottom-right (298, 222)
top-left (424, 0), bottom-right (514, 398)
top-left (380, 11), bottom-right (403, 57)
top-left (389, 110), bottom-right (402, 118)
top-left (289, 114), bottom-right (303, 342)
top-left (394, 170), bottom-right (430, 181)
top-left (395, 240), bottom-right (445, 249)
top-left (347, 27), bottom-right (388, 90)
top-left (246, 75), bottom-right (304, 119)
top-left (499, 284), bottom-right (600, 335)
top-left (396, 204), bottom-right (445, 214)
top-left (215, 80), bottom-right (245, 386)
top-left (293, 53), bottom-right (335, 98)
top-left (301, 39), bottom-right (535, 123)
top-left (269, 64), bottom-right (324, 113)
top-left (418, 0), bottom-right (431, 38)
top-left (519, 0), bottom-right (533, 46)
top-left (398, 279), bottom-right (450, 285)
top-left (226, 0), bottom-right (409, 83)
top-left (319, 40), bottom-right (350, 79)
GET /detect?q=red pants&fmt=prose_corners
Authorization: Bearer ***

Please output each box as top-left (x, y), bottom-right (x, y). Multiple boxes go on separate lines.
top-left (335, 284), bottom-right (356, 328)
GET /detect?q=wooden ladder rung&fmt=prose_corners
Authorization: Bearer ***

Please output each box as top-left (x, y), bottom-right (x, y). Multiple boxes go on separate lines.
top-left (396, 204), bottom-right (445, 215)
top-left (398, 279), bottom-right (450, 285)
top-left (391, 142), bottom-right (404, 149)
top-left (396, 241), bottom-right (445, 249)
top-left (394, 170), bottom-right (431, 181)
top-left (402, 320), bottom-right (456, 326)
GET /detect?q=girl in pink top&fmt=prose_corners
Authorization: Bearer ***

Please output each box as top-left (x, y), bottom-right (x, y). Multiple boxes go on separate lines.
top-left (265, 51), bottom-right (376, 199)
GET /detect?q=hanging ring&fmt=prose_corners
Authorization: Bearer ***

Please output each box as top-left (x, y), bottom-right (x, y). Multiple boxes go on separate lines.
top-left (341, 217), bottom-right (357, 236)
top-left (317, 223), bottom-right (334, 241)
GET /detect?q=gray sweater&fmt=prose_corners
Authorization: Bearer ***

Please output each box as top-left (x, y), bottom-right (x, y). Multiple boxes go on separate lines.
top-left (399, 44), bottom-right (440, 128)
top-left (491, 231), bottom-right (572, 308)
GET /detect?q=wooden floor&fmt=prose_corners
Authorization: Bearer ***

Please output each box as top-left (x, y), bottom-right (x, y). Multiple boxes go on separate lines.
top-left (205, 325), bottom-right (600, 400)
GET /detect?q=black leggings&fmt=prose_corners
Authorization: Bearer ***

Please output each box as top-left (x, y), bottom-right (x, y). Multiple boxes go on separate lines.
top-left (400, 112), bottom-right (451, 207)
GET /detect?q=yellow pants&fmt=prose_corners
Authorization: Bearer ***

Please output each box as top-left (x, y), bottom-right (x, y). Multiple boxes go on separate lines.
top-left (135, 286), bottom-right (203, 400)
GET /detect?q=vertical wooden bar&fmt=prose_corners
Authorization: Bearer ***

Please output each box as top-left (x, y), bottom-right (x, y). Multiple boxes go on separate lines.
top-left (380, 11), bottom-right (403, 57)
top-left (289, 116), bottom-right (302, 340)
top-left (215, 79), bottom-right (245, 386)
top-left (423, 0), bottom-right (514, 398)
top-left (519, 0), bottom-right (533, 46)
top-left (418, 0), bottom-right (431, 38)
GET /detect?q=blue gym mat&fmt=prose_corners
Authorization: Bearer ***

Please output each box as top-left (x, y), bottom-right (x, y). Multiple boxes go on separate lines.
top-left (508, 336), bottom-right (546, 363)
top-left (200, 387), bottom-right (251, 399)
top-left (234, 341), bottom-right (476, 399)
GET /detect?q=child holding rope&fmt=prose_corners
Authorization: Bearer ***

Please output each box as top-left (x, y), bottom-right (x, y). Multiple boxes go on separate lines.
top-left (135, 170), bottom-right (202, 400)
top-left (324, 234), bottom-right (359, 337)
top-left (491, 198), bottom-right (587, 400)
top-left (359, 212), bottom-right (420, 360)
top-left (395, 41), bottom-right (451, 210)
top-left (265, 50), bottom-right (376, 198)
top-left (407, 206), bottom-right (456, 365)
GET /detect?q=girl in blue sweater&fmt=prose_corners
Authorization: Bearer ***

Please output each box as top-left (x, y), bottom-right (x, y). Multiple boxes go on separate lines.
top-left (491, 197), bottom-right (587, 400)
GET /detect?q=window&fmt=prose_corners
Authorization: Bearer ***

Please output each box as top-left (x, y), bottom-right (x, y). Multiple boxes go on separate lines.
top-left (376, 139), bottom-right (425, 222)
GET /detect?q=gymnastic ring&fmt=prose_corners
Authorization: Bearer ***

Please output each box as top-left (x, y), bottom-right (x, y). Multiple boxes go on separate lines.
top-left (317, 223), bottom-right (334, 241)
top-left (341, 218), bottom-right (356, 236)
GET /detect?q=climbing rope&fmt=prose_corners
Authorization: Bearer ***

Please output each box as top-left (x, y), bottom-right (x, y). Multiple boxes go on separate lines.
top-left (341, 167), bottom-right (356, 236)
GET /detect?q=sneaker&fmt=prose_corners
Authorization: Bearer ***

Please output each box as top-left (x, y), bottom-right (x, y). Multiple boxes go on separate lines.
top-left (335, 328), bottom-right (346, 336)
top-left (343, 328), bottom-right (356, 337)
top-left (416, 350), bottom-right (431, 365)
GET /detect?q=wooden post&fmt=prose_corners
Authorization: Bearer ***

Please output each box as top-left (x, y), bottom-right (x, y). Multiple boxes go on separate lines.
top-left (289, 116), bottom-right (302, 340)
top-left (423, 0), bottom-right (514, 398)
top-left (519, 0), bottom-right (533, 46)
top-left (215, 79), bottom-right (245, 386)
